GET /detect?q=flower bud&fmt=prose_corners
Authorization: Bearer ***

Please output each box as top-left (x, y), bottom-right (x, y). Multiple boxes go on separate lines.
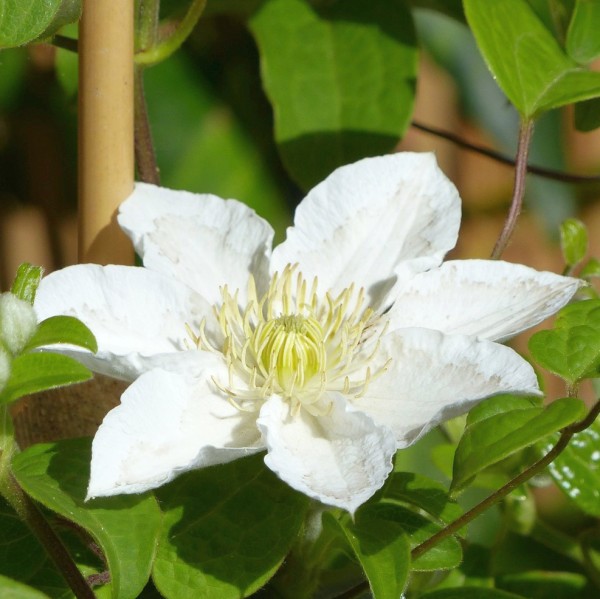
top-left (0, 345), bottom-right (10, 392)
top-left (0, 292), bottom-right (38, 355)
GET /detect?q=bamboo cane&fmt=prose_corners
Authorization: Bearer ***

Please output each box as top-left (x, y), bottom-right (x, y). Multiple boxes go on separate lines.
top-left (78, 0), bottom-right (135, 264)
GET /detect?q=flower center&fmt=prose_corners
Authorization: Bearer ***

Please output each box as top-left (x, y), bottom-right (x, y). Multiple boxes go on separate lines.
top-left (254, 314), bottom-right (325, 395)
top-left (188, 264), bottom-right (388, 415)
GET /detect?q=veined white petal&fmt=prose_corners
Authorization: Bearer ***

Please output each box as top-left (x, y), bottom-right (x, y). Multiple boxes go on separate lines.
top-left (34, 264), bottom-right (218, 381)
top-left (358, 328), bottom-right (541, 448)
top-left (257, 394), bottom-right (396, 514)
top-left (118, 183), bottom-right (274, 304)
top-left (387, 260), bottom-right (583, 341)
top-left (87, 363), bottom-right (264, 498)
top-left (271, 153), bottom-right (460, 307)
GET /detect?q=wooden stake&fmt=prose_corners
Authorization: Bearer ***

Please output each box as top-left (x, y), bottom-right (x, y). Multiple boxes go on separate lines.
top-left (78, 0), bottom-right (135, 264)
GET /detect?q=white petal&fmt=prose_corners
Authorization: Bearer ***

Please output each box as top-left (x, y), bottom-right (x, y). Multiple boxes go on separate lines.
top-left (34, 264), bottom-right (217, 380)
top-left (387, 260), bottom-right (582, 341)
top-left (358, 328), bottom-right (541, 448)
top-left (257, 394), bottom-right (396, 514)
top-left (87, 362), bottom-right (264, 498)
top-left (118, 183), bottom-right (274, 304)
top-left (271, 153), bottom-right (460, 306)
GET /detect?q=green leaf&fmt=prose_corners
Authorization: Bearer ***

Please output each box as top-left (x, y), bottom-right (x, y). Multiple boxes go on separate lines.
top-left (574, 97), bottom-right (600, 131)
top-left (464, 0), bottom-right (600, 118)
top-left (0, 575), bottom-right (51, 598)
top-left (25, 316), bottom-right (98, 353)
top-left (542, 419), bottom-right (600, 516)
top-left (580, 257), bottom-right (600, 278)
top-left (498, 570), bottom-right (589, 598)
top-left (0, 496), bottom-right (109, 598)
top-left (12, 438), bottom-right (162, 599)
top-left (145, 53), bottom-right (291, 242)
top-left (10, 264), bottom-right (42, 305)
top-left (383, 471), bottom-right (463, 525)
top-left (1, 352), bottom-right (92, 404)
top-left (357, 503), bottom-right (462, 572)
top-left (466, 394), bottom-right (543, 427)
top-left (421, 588), bottom-right (525, 599)
top-left (406, 0), bottom-right (465, 21)
top-left (250, 0), bottom-right (417, 189)
top-left (0, 0), bottom-right (81, 48)
top-left (560, 218), bottom-right (588, 267)
top-left (566, 0), bottom-right (600, 64)
top-left (324, 508), bottom-right (410, 599)
top-left (529, 299), bottom-right (600, 383)
top-left (153, 454), bottom-right (309, 599)
top-left (452, 398), bottom-right (586, 493)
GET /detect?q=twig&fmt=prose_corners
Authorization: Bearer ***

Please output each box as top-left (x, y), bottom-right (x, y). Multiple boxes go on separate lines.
top-left (412, 120), bottom-right (600, 184)
top-left (335, 400), bottom-right (600, 599)
top-left (491, 119), bottom-right (534, 259)
top-left (411, 399), bottom-right (600, 561)
top-left (134, 67), bottom-right (160, 185)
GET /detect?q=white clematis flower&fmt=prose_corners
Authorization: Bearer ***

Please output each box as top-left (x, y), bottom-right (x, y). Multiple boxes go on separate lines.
top-left (35, 153), bottom-right (581, 513)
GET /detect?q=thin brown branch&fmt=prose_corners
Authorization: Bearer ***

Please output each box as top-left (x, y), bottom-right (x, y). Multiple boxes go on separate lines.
top-left (491, 119), bottom-right (534, 259)
top-left (134, 67), bottom-right (160, 185)
top-left (412, 120), bottom-right (600, 184)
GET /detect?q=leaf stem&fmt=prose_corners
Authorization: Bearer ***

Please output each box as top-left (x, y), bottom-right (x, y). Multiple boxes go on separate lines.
top-left (0, 408), bottom-right (95, 598)
top-left (135, 0), bottom-right (207, 66)
top-left (491, 119), bottom-right (534, 259)
top-left (134, 67), bottom-right (161, 184)
top-left (412, 120), bottom-right (600, 184)
top-left (411, 399), bottom-right (600, 561)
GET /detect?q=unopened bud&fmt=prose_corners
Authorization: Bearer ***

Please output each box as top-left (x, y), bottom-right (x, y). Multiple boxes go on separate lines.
top-left (0, 292), bottom-right (37, 355)
top-left (0, 345), bottom-right (10, 392)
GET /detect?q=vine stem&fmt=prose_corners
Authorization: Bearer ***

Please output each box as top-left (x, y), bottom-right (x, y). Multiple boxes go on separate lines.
top-left (412, 120), bottom-right (600, 184)
top-left (490, 119), bottom-right (534, 259)
top-left (0, 409), bottom-right (95, 599)
top-left (335, 400), bottom-right (600, 599)
top-left (411, 399), bottom-right (600, 561)
top-left (135, 0), bottom-right (207, 66)
top-left (134, 67), bottom-right (160, 185)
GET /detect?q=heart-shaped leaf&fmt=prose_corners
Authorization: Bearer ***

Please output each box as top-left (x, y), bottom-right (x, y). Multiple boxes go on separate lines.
top-left (541, 418), bottom-right (600, 517)
top-left (153, 454), bottom-right (309, 599)
top-left (529, 299), bottom-right (600, 383)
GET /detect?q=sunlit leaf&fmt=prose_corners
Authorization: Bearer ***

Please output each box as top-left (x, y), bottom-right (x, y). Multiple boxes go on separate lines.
top-left (10, 264), bottom-right (42, 305)
top-left (541, 419), bottom-right (600, 517)
top-left (250, 0), bottom-right (417, 189)
top-left (566, 0), bottom-right (600, 64)
top-left (12, 438), bottom-right (162, 599)
top-left (452, 398), bottom-right (586, 493)
top-left (25, 316), bottom-right (97, 354)
top-left (1, 353), bottom-right (92, 404)
top-left (464, 0), bottom-right (600, 118)
top-left (153, 454), bottom-right (309, 599)
top-left (529, 299), bottom-right (600, 383)
top-left (560, 218), bottom-right (588, 268)
top-left (324, 508), bottom-right (410, 599)
top-left (0, 0), bottom-right (81, 48)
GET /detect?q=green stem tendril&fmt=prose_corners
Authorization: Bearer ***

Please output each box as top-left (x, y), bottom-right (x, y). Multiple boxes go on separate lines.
top-left (135, 0), bottom-right (207, 66)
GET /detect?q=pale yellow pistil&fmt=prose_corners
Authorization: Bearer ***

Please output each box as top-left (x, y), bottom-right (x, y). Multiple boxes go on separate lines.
top-left (188, 264), bottom-right (389, 416)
